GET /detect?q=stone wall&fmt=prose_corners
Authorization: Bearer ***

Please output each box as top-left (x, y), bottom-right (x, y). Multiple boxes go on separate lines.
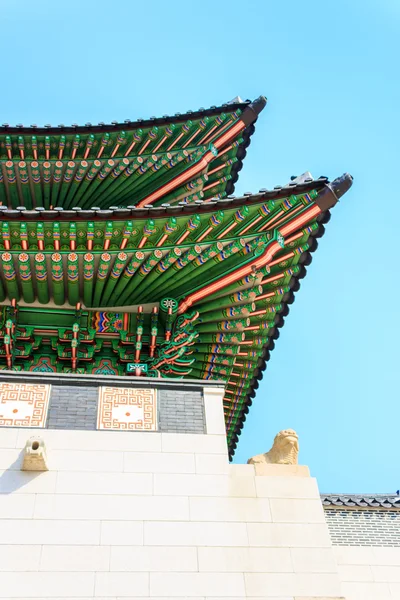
top-left (334, 546), bottom-right (400, 600)
top-left (325, 509), bottom-right (400, 547)
top-left (0, 376), bottom-right (344, 599)
top-left (323, 506), bottom-right (400, 599)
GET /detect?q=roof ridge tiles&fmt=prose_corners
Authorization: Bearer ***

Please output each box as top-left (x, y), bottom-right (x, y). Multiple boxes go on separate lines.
top-left (321, 493), bottom-right (400, 509)
top-left (0, 178), bottom-right (331, 221)
top-left (0, 96), bottom-right (266, 135)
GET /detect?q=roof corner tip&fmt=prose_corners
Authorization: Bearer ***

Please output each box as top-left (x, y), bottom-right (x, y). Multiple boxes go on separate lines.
top-left (332, 172), bottom-right (353, 199)
top-left (240, 95), bottom-right (268, 127)
top-left (252, 95), bottom-right (267, 114)
top-left (315, 172), bottom-right (353, 212)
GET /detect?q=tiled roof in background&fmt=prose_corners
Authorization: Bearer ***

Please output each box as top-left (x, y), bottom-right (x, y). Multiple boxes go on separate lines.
top-left (322, 494), bottom-right (400, 509)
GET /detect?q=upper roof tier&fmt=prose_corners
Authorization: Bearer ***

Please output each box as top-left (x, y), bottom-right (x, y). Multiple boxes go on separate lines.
top-left (0, 95), bottom-right (354, 457)
top-left (0, 97), bottom-right (265, 211)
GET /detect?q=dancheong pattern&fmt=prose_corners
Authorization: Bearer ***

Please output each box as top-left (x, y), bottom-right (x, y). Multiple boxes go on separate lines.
top-left (0, 383), bottom-right (50, 427)
top-left (0, 96), bottom-right (353, 457)
top-left (97, 387), bottom-right (157, 431)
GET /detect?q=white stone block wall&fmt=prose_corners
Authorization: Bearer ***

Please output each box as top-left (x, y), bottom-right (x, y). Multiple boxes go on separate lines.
top-left (334, 545), bottom-right (400, 599)
top-left (0, 384), bottom-right (344, 599)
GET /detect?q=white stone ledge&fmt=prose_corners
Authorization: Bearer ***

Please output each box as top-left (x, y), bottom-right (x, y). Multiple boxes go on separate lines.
top-left (254, 464), bottom-right (310, 477)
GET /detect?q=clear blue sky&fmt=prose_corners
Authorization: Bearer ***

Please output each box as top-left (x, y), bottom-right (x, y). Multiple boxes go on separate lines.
top-left (1, 0), bottom-right (399, 493)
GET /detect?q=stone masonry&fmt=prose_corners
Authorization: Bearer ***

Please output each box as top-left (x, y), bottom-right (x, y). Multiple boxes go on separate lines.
top-left (0, 378), bottom-right (347, 600)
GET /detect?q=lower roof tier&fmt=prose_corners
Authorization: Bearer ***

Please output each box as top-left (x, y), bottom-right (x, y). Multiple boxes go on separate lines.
top-left (0, 174), bottom-right (352, 456)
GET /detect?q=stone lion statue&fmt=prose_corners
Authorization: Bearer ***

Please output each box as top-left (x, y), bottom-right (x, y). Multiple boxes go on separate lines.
top-left (247, 429), bottom-right (299, 465)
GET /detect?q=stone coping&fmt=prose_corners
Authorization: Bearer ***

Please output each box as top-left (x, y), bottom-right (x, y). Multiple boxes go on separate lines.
top-left (254, 464), bottom-right (310, 477)
top-left (0, 370), bottom-right (225, 391)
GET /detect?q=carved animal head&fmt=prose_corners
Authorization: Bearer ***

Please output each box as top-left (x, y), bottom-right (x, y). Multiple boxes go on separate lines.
top-left (273, 429), bottom-right (298, 449)
top-left (271, 429), bottom-right (299, 462)
top-left (247, 428), bottom-right (299, 466)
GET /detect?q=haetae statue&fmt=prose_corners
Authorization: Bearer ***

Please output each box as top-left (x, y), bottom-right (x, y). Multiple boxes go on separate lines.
top-left (21, 437), bottom-right (48, 471)
top-left (247, 429), bottom-right (299, 465)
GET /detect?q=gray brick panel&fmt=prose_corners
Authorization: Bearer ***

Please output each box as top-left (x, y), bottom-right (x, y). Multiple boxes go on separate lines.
top-left (46, 386), bottom-right (98, 430)
top-left (158, 388), bottom-right (205, 434)
top-left (45, 384), bottom-right (205, 434)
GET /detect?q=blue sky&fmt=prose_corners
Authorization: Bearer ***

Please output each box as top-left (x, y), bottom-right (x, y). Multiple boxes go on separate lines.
top-left (1, 0), bottom-right (399, 492)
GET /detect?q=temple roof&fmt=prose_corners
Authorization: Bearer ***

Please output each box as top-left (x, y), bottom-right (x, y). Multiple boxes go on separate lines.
top-left (0, 97), bottom-right (265, 211)
top-left (0, 95), bottom-right (353, 457)
top-left (322, 495), bottom-right (400, 509)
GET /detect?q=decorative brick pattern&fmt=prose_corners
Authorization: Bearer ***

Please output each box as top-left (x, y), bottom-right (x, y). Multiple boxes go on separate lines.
top-left (97, 387), bottom-right (157, 431)
top-left (0, 375), bottom-right (207, 434)
top-left (46, 386), bottom-right (98, 430)
top-left (158, 388), bottom-right (205, 434)
top-left (325, 508), bottom-right (400, 546)
top-left (0, 383), bottom-right (50, 427)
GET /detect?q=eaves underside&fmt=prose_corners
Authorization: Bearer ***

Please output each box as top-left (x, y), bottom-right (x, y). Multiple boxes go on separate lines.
top-left (0, 94), bottom-right (353, 459)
